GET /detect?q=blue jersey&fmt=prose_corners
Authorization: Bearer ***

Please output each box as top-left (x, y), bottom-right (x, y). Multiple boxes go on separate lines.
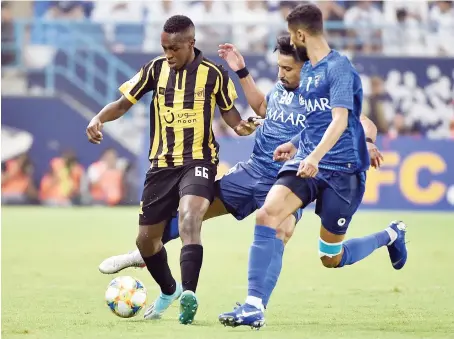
top-left (248, 82), bottom-right (306, 178)
top-left (296, 50), bottom-right (369, 173)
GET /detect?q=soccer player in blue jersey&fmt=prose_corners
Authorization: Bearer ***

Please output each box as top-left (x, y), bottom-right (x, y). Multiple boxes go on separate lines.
top-left (218, 3), bottom-right (408, 329)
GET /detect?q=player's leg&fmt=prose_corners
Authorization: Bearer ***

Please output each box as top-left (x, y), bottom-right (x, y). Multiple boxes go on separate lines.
top-left (160, 160), bottom-right (257, 246)
top-left (99, 161), bottom-right (260, 278)
top-left (316, 172), bottom-right (407, 269)
top-left (98, 193), bottom-right (229, 275)
top-left (220, 172), bottom-right (315, 328)
top-left (98, 161), bottom-right (255, 275)
top-left (252, 178), bottom-right (302, 309)
top-left (262, 212), bottom-right (300, 309)
top-left (177, 163), bottom-right (217, 325)
top-left (135, 167), bottom-right (183, 320)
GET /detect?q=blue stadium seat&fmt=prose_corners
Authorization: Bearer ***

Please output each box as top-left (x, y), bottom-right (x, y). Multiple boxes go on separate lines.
top-left (114, 24), bottom-right (144, 49)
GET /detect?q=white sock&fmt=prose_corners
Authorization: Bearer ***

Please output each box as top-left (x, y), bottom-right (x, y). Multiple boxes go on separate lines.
top-left (245, 296), bottom-right (263, 310)
top-left (385, 227), bottom-right (398, 246)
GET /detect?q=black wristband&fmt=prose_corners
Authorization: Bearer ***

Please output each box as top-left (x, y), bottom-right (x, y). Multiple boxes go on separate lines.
top-left (236, 67), bottom-right (249, 79)
top-left (366, 137), bottom-right (374, 143)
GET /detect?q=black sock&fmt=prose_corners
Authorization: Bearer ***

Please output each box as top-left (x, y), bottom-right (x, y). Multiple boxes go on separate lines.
top-left (180, 244), bottom-right (203, 293)
top-left (142, 247), bottom-right (176, 296)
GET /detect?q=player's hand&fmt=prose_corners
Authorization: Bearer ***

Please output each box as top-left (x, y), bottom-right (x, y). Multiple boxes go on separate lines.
top-left (273, 142), bottom-right (297, 162)
top-left (247, 116), bottom-right (264, 127)
top-left (367, 141), bottom-right (384, 169)
top-left (233, 120), bottom-right (256, 136)
top-left (218, 43), bottom-right (246, 72)
top-left (86, 117), bottom-right (103, 144)
top-left (297, 154), bottom-right (319, 178)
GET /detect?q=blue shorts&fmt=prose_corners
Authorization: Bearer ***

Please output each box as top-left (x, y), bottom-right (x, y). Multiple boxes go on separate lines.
top-left (277, 160), bottom-right (366, 235)
top-left (216, 161), bottom-right (303, 223)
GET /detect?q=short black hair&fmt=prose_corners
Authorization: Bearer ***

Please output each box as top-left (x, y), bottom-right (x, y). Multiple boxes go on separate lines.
top-left (163, 15), bottom-right (195, 34)
top-left (274, 36), bottom-right (296, 57)
top-left (274, 36), bottom-right (308, 62)
top-left (286, 3), bottom-right (323, 35)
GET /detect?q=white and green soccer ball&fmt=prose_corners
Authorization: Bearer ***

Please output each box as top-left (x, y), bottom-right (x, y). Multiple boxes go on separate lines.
top-left (105, 276), bottom-right (147, 318)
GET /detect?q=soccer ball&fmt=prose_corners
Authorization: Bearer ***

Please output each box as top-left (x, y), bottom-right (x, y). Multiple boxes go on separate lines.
top-left (105, 276), bottom-right (147, 318)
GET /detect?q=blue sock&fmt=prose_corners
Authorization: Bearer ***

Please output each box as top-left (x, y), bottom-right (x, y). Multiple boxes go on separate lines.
top-left (162, 212), bottom-right (180, 245)
top-left (337, 230), bottom-right (390, 267)
top-left (262, 238), bottom-right (284, 308)
top-left (247, 225), bottom-right (277, 300)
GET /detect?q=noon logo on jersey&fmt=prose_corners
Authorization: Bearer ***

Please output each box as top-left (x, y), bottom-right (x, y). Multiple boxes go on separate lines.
top-left (163, 110), bottom-right (197, 124)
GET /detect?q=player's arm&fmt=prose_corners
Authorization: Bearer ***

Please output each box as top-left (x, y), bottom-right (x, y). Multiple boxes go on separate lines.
top-left (216, 65), bottom-right (255, 136)
top-left (238, 75), bottom-right (267, 117)
top-left (310, 107), bottom-right (349, 162)
top-left (360, 114), bottom-right (377, 142)
top-left (298, 60), bottom-right (352, 177)
top-left (360, 113), bottom-right (384, 168)
top-left (218, 43), bottom-right (267, 117)
top-left (87, 60), bottom-right (157, 144)
top-left (219, 105), bottom-right (253, 136)
top-left (95, 96), bottom-right (133, 124)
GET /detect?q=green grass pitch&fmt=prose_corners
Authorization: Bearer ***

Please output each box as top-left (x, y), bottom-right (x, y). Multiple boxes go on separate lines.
top-left (2, 207), bottom-right (454, 339)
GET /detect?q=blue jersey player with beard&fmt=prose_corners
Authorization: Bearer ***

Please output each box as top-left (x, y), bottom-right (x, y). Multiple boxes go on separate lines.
top-left (219, 3), bottom-right (408, 329)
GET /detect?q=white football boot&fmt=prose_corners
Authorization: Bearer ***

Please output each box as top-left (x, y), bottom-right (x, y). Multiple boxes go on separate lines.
top-left (98, 249), bottom-right (146, 274)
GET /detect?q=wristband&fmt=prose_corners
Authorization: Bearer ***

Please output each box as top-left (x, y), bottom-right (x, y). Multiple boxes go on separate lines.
top-left (366, 137), bottom-right (374, 143)
top-left (236, 67), bottom-right (249, 79)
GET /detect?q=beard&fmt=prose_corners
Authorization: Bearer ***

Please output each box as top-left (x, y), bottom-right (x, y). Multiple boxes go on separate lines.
top-left (296, 46), bottom-right (309, 62)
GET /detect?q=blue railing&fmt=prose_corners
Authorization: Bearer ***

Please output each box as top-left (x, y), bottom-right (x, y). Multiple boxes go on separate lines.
top-left (4, 20), bottom-right (138, 112)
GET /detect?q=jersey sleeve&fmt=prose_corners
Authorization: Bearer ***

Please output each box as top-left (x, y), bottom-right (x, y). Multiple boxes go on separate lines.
top-left (118, 60), bottom-right (157, 104)
top-left (215, 66), bottom-right (238, 111)
top-left (328, 57), bottom-right (354, 110)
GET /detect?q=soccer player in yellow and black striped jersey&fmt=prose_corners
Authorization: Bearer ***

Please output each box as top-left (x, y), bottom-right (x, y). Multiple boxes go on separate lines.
top-left (86, 15), bottom-right (255, 325)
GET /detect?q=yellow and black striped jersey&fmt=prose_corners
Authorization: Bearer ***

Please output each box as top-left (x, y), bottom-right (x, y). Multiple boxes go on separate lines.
top-left (119, 48), bottom-right (238, 168)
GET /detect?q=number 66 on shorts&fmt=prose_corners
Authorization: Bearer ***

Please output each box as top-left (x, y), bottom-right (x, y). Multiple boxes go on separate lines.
top-left (139, 162), bottom-right (216, 226)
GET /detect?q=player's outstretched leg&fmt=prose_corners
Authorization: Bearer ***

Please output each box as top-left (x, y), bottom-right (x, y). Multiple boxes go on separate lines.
top-left (219, 184), bottom-right (302, 329)
top-left (319, 221), bottom-right (408, 270)
top-left (98, 216), bottom-right (180, 274)
top-left (136, 222), bottom-right (182, 320)
top-left (98, 198), bottom-right (229, 274)
top-left (98, 249), bottom-right (145, 274)
top-left (386, 221), bottom-right (408, 269)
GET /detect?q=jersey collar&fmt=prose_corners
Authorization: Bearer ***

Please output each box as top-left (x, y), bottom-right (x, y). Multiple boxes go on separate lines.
top-left (181, 48), bottom-right (203, 74)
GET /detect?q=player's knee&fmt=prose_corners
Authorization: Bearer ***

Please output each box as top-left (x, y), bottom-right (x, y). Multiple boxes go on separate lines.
top-left (178, 210), bottom-right (203, 240)
top-left (320, 255), bottom-right (342, 268)
top-left (135, 233), bottom-right (161, 256)
top-left (256, 205), bottom-right (279, 226)
top-left (276, 225), bottom-right (295, 245)
top-left (283, 227), bottom-right (295, 245)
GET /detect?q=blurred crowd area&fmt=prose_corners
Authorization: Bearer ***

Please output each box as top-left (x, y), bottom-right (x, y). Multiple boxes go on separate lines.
top-left (2, 0), bottom-right (454, 59)
top-left (1, 148), bottom-right (139, 207)
top-left (213, 71), bottom-right (454, 140)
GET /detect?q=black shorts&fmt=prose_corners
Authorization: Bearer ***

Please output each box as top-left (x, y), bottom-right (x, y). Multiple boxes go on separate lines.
top-left (139, 162), bottom-right (217, 226)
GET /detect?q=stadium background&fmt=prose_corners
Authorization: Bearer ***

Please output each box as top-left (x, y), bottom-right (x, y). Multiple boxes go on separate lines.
top-left (1, 2), bottom-right (454, 338)
top-left (2, 0), bottom-right (453, 211)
